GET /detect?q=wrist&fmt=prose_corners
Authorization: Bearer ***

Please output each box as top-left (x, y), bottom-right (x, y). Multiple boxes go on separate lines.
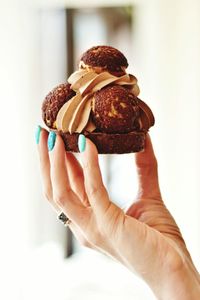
top-left (151, 261), bottom-right (200, 299)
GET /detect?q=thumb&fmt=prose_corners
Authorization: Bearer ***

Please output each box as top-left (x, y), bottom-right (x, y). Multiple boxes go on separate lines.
top-left (135, 134), bottom-right (162, 200)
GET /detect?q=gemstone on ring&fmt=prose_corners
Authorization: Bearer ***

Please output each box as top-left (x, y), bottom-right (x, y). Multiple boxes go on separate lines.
top-left (58, 212), bottom-right (71, 226)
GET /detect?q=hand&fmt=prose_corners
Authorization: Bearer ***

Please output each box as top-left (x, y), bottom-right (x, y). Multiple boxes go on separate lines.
top-left (37, 129), bottom-right (200, 299)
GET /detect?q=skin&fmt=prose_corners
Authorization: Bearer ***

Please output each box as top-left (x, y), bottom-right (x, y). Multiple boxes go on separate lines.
top-left (37, 129), bottom-right (200, 299)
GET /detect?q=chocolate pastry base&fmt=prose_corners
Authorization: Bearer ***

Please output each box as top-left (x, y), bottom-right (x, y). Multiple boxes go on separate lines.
top-left (58, 131), bottom-right (146, 154)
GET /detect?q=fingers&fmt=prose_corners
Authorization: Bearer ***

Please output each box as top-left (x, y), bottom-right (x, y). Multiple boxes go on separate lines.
top-left (79, 138), bottom-right (111, 217)
top-left (37, 128), bottom-right (89, 227)
top-left (65, 152), bottom-right (90, 207)
top-left (135, 134), bottom-right (162, 200)
top-left (37, 128), bottom-right (58, 211)
top-left (48, 134), bottom-right (88, 225)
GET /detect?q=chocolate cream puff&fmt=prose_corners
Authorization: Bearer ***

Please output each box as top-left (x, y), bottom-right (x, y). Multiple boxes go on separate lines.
top-left (41, 45), bottom-right (155, 154)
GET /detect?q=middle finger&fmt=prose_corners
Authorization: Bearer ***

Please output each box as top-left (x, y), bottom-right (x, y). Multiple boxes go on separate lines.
top-left (65, 152), bottom-right (90, 207)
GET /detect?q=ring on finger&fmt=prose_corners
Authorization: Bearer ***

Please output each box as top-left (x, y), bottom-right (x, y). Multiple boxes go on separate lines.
top-left (58, 212), bottom-right (71, 226)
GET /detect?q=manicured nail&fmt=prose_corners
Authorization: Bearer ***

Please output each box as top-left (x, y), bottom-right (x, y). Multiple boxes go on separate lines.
top-left (35, 125), bottom-right (41, 144)
top-left (48, 131), bottom-right (56, 151)
top-left (78, 134), bottom-right (86, 152)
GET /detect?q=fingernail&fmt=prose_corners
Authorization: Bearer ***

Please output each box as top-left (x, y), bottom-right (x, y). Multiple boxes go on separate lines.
top-left (48, 131), bottom-right (56, 151)
top-left (35, 125), bottom-right (41, 144)
top-left (78, 134), bottom-right (86, 152)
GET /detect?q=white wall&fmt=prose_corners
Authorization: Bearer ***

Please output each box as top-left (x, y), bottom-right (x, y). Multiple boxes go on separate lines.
top-left (0, 3), bottom-right (67, 298)
top-left (132, 0), bottom-right (200, 269)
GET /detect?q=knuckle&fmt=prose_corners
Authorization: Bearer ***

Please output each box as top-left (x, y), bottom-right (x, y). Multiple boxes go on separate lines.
top-left (43, 188), bottom-right (52, 202)
top-left (88, 186), bottom-right (98, 198)
top-left (87, 185), bottom-right (104, 199)
top-left (54, 187), bottom-right (72, 206)
top-left (54, 193), bottom-right (67, 206)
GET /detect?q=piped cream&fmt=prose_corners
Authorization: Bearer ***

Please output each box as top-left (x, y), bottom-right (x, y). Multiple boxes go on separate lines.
top-left (56, 69), bottom-right (140, 133)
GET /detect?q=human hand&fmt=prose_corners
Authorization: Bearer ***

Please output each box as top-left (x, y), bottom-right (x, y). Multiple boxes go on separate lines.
top-left (37, 128), bottom-right (200, 299)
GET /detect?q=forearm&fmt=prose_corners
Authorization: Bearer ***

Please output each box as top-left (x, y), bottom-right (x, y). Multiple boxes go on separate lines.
top-left (153, 262), bottom-right (200, 300)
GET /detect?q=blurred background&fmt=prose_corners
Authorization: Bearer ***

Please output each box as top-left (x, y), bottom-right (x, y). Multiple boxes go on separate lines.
top-left (0, 0), bottom-right (200, 299)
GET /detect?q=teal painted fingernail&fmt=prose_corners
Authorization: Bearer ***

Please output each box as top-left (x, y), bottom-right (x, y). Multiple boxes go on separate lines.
top-left (78, 134), bottom-right (86, 152)
top-left (35, 125), bottom-right (41, 144)
top-left (48, 131), bottom-right (56, 151)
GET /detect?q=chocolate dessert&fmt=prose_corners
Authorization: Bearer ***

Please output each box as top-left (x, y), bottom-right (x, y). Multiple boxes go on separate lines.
top-left (92, 85), bottom-right (139, 133)
top-left (42, 83), bottom-right (75, 129)
top-left (42, 45), bottom-right (155, 154)
top-left (79, 45), bottom-right (128, 76)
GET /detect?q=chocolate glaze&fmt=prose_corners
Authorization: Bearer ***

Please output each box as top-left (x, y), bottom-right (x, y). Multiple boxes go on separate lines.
top-left (42, 83), bottom-right (75, 128)
top-left (92, 85), bottom-right (139, 133)
top-left (80, 46), bottom-right (128, 74)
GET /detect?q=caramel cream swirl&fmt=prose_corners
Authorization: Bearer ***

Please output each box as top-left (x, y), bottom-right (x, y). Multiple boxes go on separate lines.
top-left (56, 69), bottom-right (140, 134)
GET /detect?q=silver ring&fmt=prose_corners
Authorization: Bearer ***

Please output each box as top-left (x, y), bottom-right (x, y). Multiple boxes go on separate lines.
top-left (58, 212), bottom-right (71, 226)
